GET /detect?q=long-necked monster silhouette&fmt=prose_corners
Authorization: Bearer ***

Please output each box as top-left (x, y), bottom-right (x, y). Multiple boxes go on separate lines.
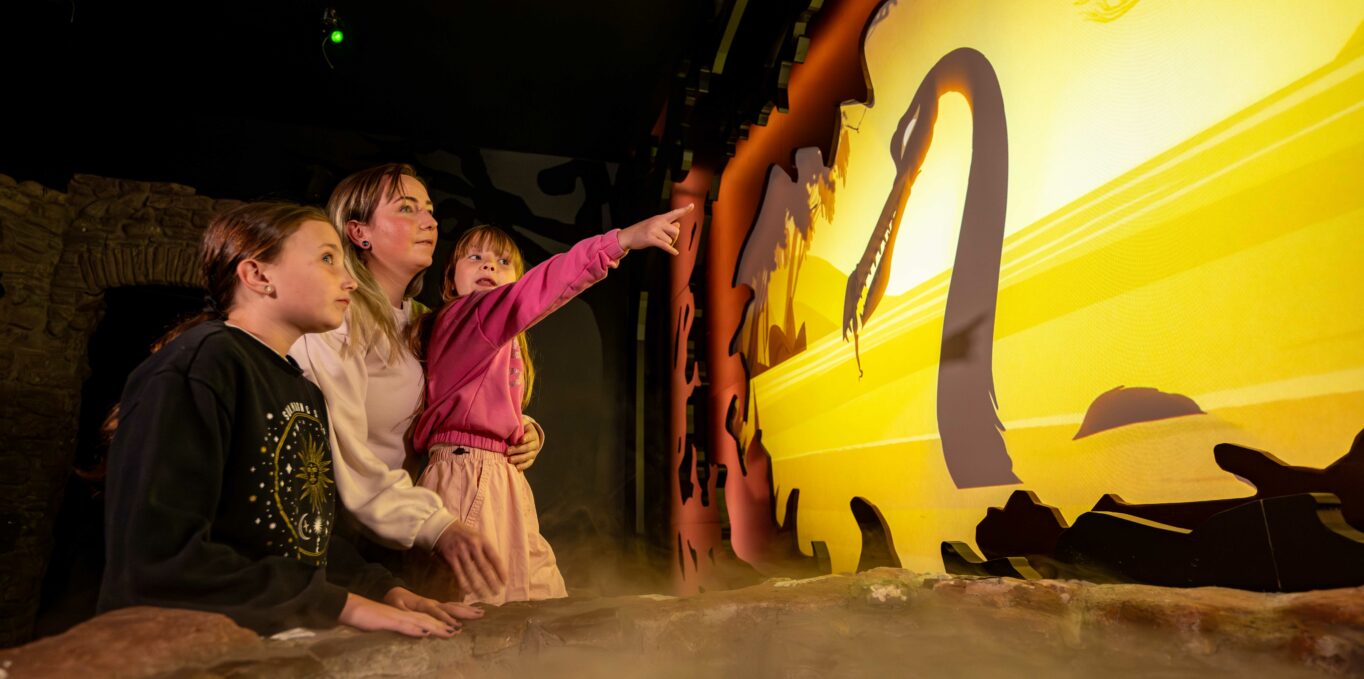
top-left (842, 47), bottom-right (1017, 488)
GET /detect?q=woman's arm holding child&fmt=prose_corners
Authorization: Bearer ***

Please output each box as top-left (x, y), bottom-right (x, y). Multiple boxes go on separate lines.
top-left (505, 415), bottom-right (544, 471)
top-left (291, 332), bottom-right (460, 551)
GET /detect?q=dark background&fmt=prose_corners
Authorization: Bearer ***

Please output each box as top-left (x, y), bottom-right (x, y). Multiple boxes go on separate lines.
top-left (1, 0), bottom-right (695, 195)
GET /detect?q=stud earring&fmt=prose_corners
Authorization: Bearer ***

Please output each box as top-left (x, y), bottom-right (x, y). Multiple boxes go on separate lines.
top-left (362, 240), bottom-right (371, 249)
top-left (265, 284), bottom-right (274, 294)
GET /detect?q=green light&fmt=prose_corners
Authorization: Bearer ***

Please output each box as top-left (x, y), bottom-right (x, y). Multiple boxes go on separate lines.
top-left (329, 29), bottom-right (345, 44)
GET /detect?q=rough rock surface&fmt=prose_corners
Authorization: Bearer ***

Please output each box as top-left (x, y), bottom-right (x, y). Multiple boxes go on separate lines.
top-left (0, 607), bottom-right (259, 679)
top-left (3, 570), bottom-right (1361, 678)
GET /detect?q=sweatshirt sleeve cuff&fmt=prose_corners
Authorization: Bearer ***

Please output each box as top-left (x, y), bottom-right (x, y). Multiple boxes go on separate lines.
top-left (317, 582), bottom-right (351, 624)
top-left (602, 229), bottom-right (627, 261)
top-left (415, 507), bottom-right (459, 552)
top-left (356, 573), bottom-right (406, 603)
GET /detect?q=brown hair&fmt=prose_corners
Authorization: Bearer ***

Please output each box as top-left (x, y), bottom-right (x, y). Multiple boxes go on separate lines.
top-left (92, 201), bottom-right (328, 477)
top-left (159, 201), bottom-right (332, 344)
top-left (409, 225), bottom-right (536, 407)
top-left (326, 163), bottom-right (429, 359)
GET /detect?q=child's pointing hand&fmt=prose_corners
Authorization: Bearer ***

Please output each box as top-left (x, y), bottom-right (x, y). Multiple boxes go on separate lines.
top-left (618, 203), bottom-right (693, 256)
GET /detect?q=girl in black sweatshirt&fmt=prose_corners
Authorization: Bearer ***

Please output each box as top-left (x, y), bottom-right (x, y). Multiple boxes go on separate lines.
top-left (99, 202), bottom-right (481, 637)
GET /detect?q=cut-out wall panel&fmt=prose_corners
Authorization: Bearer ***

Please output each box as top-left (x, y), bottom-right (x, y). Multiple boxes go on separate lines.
top-left (709, 0), bottom-right (1364, 573)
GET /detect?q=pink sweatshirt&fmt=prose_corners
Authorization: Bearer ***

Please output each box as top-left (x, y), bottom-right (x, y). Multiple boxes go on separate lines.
top-left (412, 230), bottom-right (627, 454)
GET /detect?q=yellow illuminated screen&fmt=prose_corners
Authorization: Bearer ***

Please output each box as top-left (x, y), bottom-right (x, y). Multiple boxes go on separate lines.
top-left (732, 1), bottom-right (1364, 572)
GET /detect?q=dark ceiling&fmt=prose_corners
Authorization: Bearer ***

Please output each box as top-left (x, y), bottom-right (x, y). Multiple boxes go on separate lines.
top-left (1, 0), bottom-right (709, 198)
top-left (2, 0), bottom-right (824, 206)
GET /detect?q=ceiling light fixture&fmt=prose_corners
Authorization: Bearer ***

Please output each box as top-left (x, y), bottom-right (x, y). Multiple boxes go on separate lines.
top-left (321, 7), bottom-right (346, 68)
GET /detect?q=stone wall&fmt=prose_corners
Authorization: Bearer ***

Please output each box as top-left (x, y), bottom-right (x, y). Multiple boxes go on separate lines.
top-left (0, 174), bottom-right (231, 646)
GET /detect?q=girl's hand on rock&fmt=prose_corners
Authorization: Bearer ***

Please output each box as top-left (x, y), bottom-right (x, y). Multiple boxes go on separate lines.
top-left (383, 586), bottom-right (484, 629)
top-left (338, 593), bottom-right (457, 639)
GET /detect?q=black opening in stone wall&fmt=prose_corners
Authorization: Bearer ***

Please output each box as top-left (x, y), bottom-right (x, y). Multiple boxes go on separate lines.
top-left (33, 285), bottom-right (203, 638)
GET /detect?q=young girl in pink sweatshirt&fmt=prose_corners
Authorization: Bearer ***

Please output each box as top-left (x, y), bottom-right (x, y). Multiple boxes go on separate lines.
top-left (407, 205), bottom-right (690, 604)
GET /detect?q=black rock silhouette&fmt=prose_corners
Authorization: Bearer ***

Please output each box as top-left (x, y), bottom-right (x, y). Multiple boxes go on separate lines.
top-left (1058, 493), bottom-right (1364, 592)
top-left (976, 490), bottom-right (1068, 560)
top-left (1052, 512), bottom-right (1196, 587)
top-left (941, 542), bottom-right (1040, 579)
top-left (767, 489), bottom-right (826, 578)
top-left (1095, 428), bottom-right (1364, 530)
top-left (943, 429), bottom-right (1364, 591)
top-left (852, 497), bottom-right (901, 571)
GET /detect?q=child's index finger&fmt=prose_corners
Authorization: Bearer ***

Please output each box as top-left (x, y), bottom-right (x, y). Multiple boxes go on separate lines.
top-left (663, 203), bottom-right (695, 221)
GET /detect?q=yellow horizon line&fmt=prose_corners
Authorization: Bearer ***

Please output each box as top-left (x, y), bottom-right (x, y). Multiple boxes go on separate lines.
top-left (766, 366), bottom-right (1364, 462)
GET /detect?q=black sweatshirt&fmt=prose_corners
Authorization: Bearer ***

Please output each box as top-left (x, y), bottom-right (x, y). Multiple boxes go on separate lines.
top-left (99, 321), bottom-right (402, 634)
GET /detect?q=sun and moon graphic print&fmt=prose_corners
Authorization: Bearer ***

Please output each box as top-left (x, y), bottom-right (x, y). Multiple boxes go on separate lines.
top-left (244, 401), bottom-right (335, 565)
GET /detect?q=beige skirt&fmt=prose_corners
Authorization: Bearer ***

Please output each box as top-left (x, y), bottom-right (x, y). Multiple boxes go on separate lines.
top-left (406, 444), bottom-right (567, 605)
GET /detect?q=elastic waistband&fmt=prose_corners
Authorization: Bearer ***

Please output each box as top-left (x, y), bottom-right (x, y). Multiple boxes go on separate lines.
top-left (429, 443), bottom-right (505, 462)
top-left (429, 430), bottom-right (509, 454)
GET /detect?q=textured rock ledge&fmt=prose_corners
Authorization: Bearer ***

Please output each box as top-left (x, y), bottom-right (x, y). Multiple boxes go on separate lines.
top-left (3, 570), bottom-right (1362, 678)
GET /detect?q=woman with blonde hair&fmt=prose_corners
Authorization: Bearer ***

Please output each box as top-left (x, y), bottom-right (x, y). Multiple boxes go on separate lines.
top-left (289, 164), bottom-right (538, 599)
